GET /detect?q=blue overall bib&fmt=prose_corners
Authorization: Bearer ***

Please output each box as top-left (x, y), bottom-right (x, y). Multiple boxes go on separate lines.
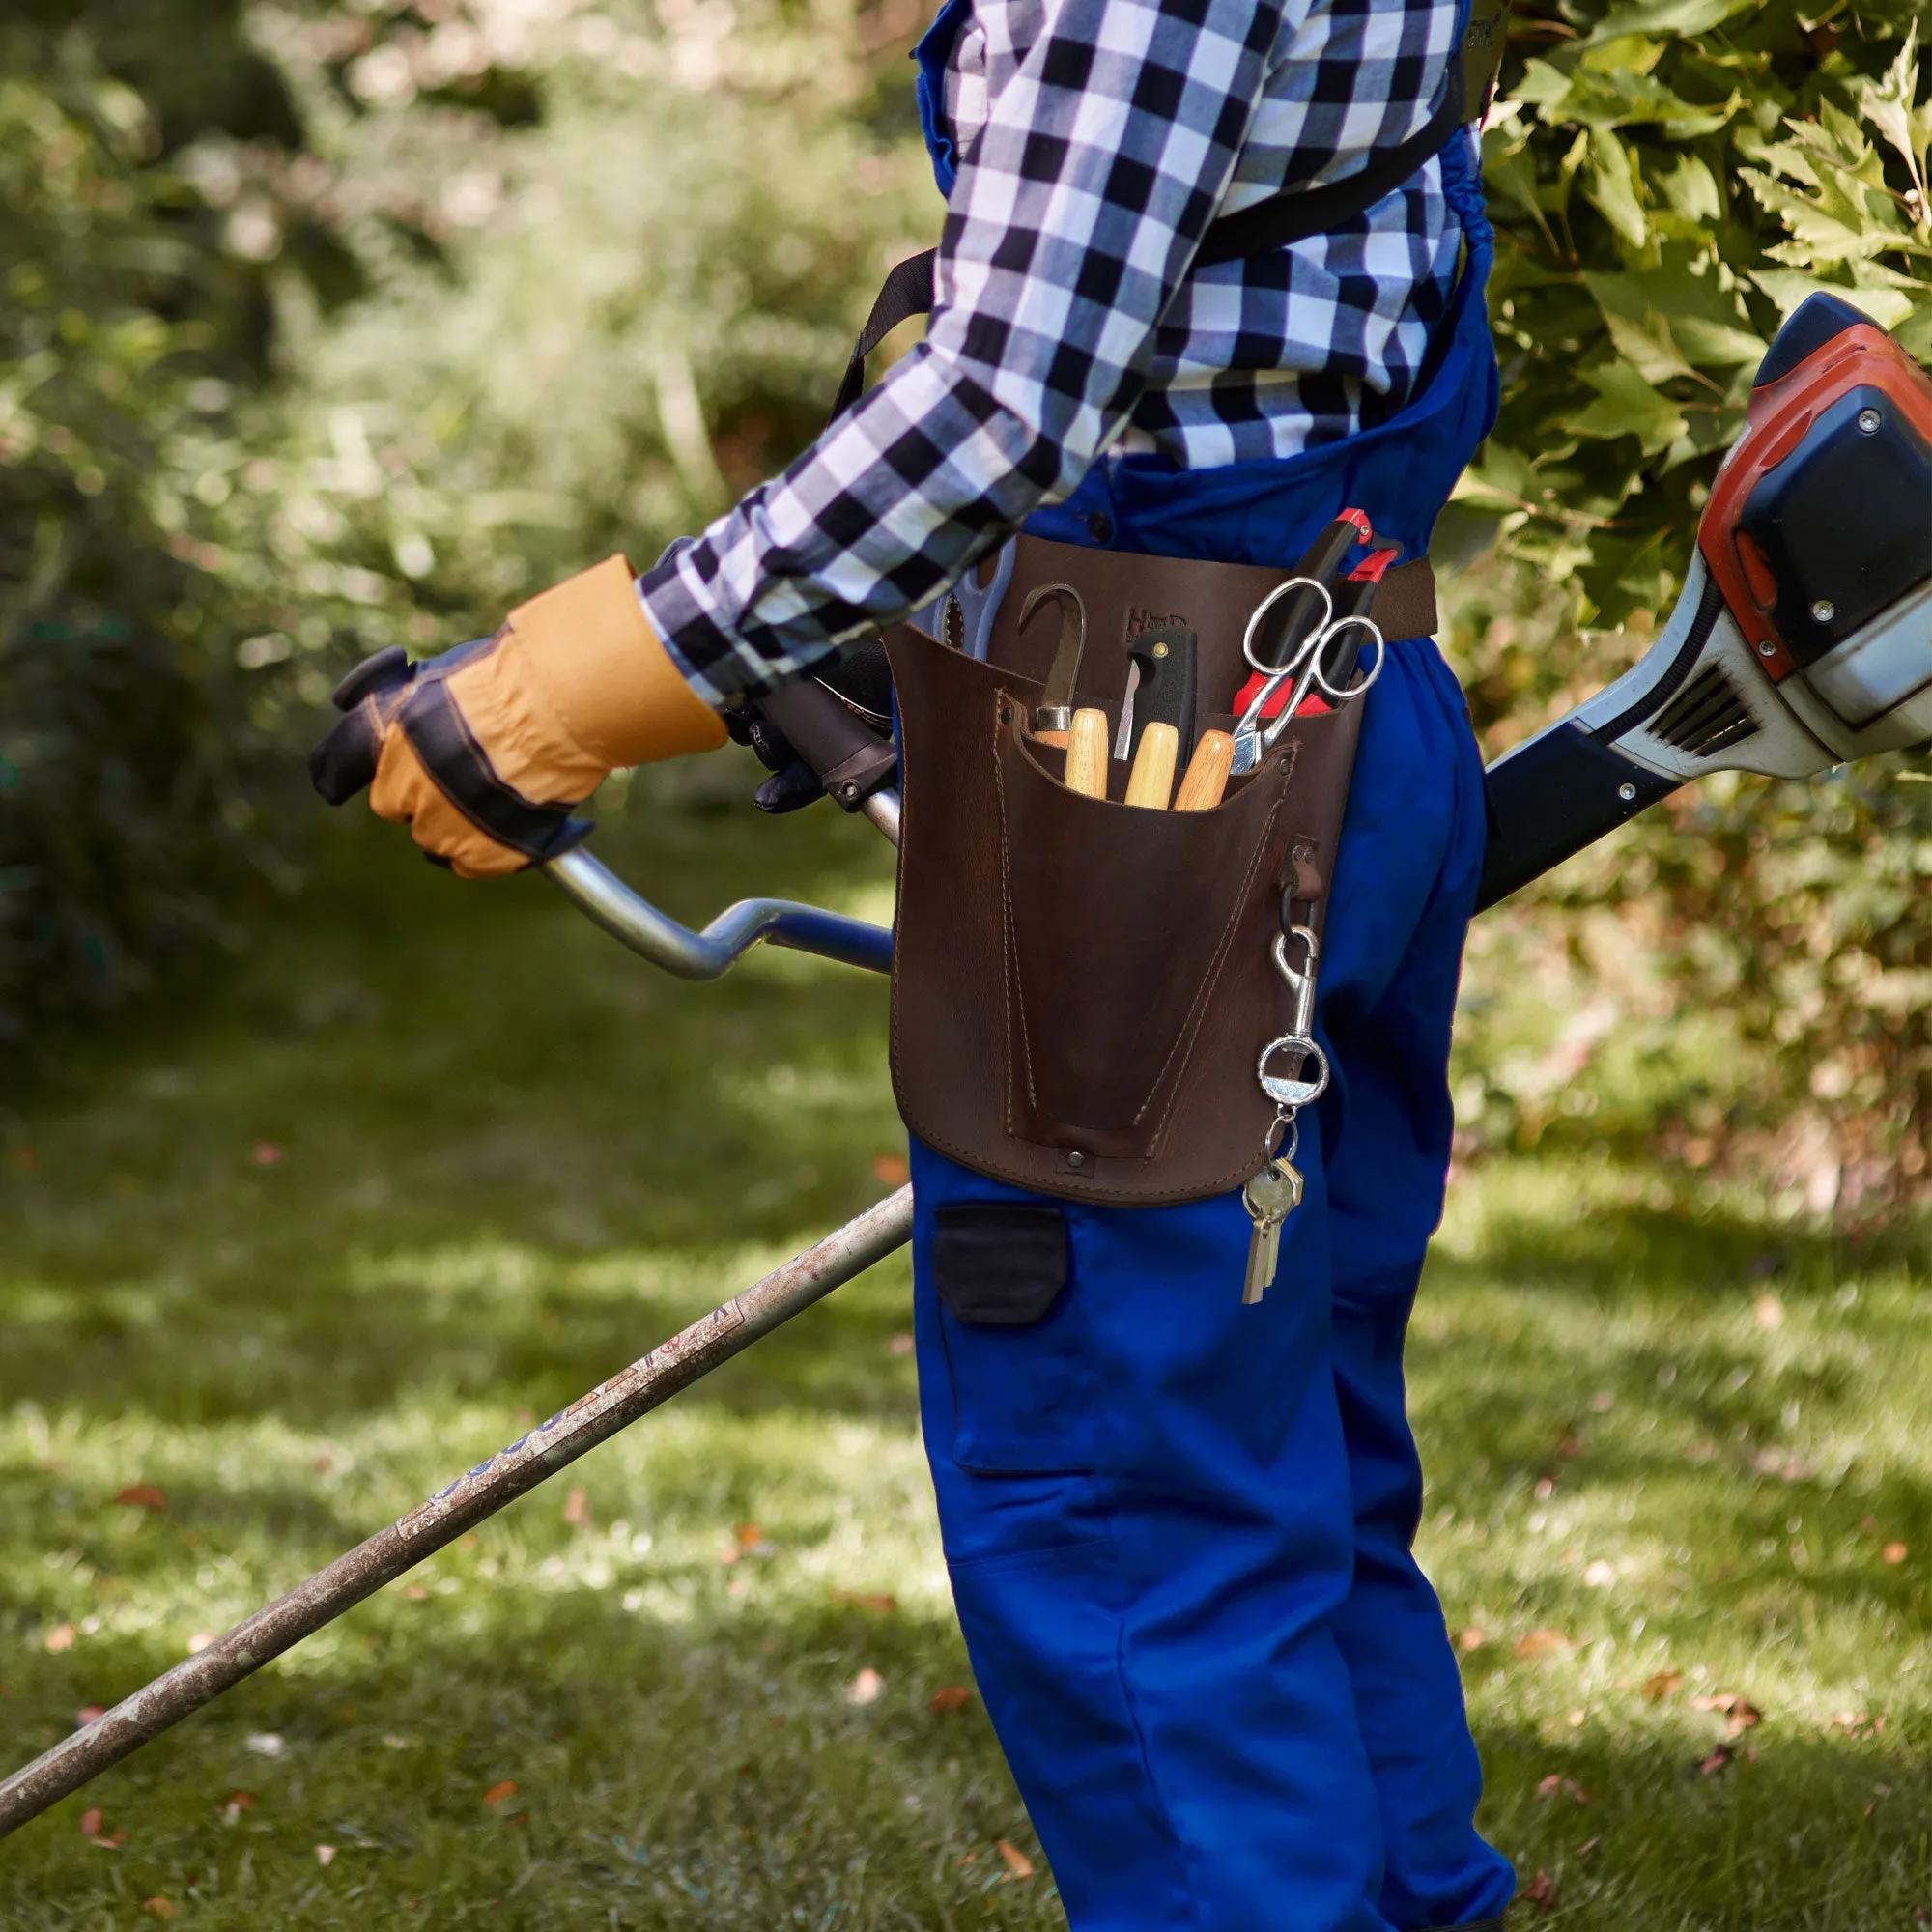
top-left (905, 14), bottom-right (1516, 1925)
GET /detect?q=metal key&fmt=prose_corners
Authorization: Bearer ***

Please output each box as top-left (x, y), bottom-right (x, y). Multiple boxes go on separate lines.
top-left (1240, 1156), bottom-right (1305, 1304)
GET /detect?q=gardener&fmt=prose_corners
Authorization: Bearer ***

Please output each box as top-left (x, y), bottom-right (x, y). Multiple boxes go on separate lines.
top-left (317, 0), bottom-right (1516, 1922)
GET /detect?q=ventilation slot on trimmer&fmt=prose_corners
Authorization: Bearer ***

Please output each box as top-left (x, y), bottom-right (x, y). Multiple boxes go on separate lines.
top-left (1649, 666), bottom-right (1759, 758)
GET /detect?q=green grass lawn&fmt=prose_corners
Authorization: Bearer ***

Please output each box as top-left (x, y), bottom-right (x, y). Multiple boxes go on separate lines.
top-left (2, 771), bottom-right (1929, 1928)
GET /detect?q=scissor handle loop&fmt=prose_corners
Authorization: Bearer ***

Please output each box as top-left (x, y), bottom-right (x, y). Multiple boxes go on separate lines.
top-left (1311, 615), bottom-right (1386, 702)
top-left (1241, 577), bottom-right (1334, 676)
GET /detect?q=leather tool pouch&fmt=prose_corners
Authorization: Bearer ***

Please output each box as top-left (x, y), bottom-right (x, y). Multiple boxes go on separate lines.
top-left (885, 535), bottom-right (1398, 1207)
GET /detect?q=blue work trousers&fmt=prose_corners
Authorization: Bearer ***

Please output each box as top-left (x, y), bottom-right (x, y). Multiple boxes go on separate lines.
top-left (909, 631), bottom-right (1515, 1931)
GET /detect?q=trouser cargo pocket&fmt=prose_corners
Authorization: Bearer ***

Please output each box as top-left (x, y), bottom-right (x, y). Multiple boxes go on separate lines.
top-left (929, 1201), bottom-right (1098, 1472)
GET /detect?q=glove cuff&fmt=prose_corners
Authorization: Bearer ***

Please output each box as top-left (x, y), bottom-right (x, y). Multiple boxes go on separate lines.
top-left (505, 554), bottom-right (726, 768)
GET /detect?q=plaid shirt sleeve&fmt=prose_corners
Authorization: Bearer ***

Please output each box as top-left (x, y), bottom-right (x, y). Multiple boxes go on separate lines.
top-left (638, 0), bottom-right (1453, 705)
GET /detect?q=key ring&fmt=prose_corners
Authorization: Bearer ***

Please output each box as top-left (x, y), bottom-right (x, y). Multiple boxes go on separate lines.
top-left (1241, 577), bottom-right (1334, 676)
top-left (1262, 1112), bottom-right (1301, 1169)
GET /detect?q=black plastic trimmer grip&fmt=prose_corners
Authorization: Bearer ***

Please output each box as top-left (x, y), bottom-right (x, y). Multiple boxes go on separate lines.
top-left (1475, 724), bottom-right (1678, 912)
top-left (754, 679), bottom-right (899, 809)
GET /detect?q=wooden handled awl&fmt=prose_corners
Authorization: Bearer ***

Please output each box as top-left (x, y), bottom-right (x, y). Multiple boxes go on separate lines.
top-left (1124, 722), bottom-right (1178, 810)
top-left (1065, 707), bottom-right (1111, 797)
top-left (1174, 730), bottom-right (1235, 811)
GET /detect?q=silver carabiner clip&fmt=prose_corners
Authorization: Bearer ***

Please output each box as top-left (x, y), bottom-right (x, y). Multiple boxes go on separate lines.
top-left (1272, 925), bottom-right (1319, 1040)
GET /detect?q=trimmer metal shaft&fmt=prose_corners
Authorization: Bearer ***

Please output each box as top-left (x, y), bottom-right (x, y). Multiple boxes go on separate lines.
top-left (0, 1186), bottom-right (915, 1842)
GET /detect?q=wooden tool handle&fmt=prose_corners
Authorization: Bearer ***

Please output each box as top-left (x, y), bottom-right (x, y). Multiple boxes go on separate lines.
top-left (1124, 722), bottom-right (1178, 810)
top-left (1064, 708), bottom-right (1111, 797)
top-left (1173, 729), bottom-right (1235, 811)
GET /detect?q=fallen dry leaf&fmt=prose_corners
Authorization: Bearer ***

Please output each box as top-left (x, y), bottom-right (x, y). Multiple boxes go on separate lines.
top-left (1883, 1541), bottom-right (1908, 1566)
top-left (928, 1685), bottom-right (973, 1715)
top-left (831, 1590), bottom-right (898, 1614)
top-left (1691, 1692), bottom-right (1762, 1737)
top-left (996, 1839), bottom-right (1035, 1880)
top-left (1753, 1293), bottom-right (1785, 1329)
top-left (141, 1899), bottom-right (177, 1919)
top-left (1828, 1710), bottom-right (1886, 1738)
top-left (314, 1844), bottom-right (335, 1867)
top-left (871, 1152), bottom-right (911, 1187)
top-left (1519, 1869), bottom-right (1556, 1910)
top-left (562, 1487), bottom-right (590, 1528)
top-left (115, 1484), bottom-right (168, 1512)
top-left (44, 1622), bottom-right (77, 1654)
top-left (845, 1667), bottom-right (885, 1707)
top-left (1642, 1669), bottom-right (1685, 1701)
top-left (482, 1780), bottom-right (518, 1810)
top-left (1514, 1629), bottom-right (1569, 1662)
top-left (250, 1142), bottom-right (282, 1166)
top-left (1456, 1628), bottom-right (1487, 1653)
top-left (79, 1806), bottom-right (127, 1849)
top-left (1535, 1774), bottom-right (1595, 1805)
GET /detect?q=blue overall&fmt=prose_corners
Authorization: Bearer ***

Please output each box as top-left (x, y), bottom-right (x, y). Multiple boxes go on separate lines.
top-left (905, 15), bottom-right (1516, 1926)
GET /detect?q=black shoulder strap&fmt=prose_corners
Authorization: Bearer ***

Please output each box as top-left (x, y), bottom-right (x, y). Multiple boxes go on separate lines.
top-left (831, 249), bottom-right (941, 420)
top-left (1192, 62), bottom-right (1464, 267)
top-left (829, 60), bottom-right (1467, 422)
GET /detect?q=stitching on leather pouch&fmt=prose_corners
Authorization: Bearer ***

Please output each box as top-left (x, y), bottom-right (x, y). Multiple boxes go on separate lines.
top-left (997, 720), bottom-right (1302, 1157)
top-left (1128, 752), bottom-right (1292, 1151)
top-left (990, 695), bottom-right (1037, 1138)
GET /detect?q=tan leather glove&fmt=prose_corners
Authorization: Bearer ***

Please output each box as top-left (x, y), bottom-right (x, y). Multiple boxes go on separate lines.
top-left (310, 556), bottom-right (725, 878)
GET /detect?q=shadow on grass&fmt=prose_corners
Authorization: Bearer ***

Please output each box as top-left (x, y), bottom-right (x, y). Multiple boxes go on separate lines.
top-left (1438, 1191), bottom-right (1930, 1310)
top-left (5, 1582), bottom-right (1929, 1930)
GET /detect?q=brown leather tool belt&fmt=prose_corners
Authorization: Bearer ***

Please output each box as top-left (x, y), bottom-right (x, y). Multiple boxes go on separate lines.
top-left (884, 531), bottom-right (1436, 1206)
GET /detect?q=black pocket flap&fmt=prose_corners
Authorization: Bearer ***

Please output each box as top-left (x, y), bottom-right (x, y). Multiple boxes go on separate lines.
top-left (933, 1204), bottom-right (1068, 1326)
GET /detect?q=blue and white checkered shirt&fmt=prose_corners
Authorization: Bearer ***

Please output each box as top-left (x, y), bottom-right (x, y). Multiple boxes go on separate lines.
top-left (640, 0), bottom-right (1465, 704)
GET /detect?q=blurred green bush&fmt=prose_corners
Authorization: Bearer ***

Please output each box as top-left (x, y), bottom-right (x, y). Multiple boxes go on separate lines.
top-left (3, 0), bottom-right (1929, 1199)
top-left (1454, 0), bottom-right (1932, 1206)
top-left (0, 4), bottom-right (315, 1053)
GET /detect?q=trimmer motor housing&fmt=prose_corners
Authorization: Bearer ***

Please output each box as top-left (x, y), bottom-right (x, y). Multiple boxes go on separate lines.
top-left (1479, 293), bottom-right (1932, 909)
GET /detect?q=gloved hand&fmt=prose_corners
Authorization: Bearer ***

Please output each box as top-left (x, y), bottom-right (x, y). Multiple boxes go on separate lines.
top-left (309, 555), bottom-right (725, 877)
top-left (724, 638), bottom-right (895, 815)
